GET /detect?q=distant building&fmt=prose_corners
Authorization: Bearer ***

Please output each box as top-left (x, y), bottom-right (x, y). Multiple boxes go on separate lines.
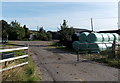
top-left (29, 33), bottom-right (35, 40)
top-left (48, 31), bottom-right (59, 40)
top-left (29, 30), bottom-right (37, 40)
top-left (98, 29), bottom-right (120, 35)
top-left (73, 28), bottom-right (92, 33)
top-left (30, 30), bottom-right (38, 33)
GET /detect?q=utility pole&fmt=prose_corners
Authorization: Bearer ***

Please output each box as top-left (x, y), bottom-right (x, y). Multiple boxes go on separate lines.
top-left (37, 26), bottom-right (38, 31)
top-left (118, 1), bottom-right (120, 29)
top-left (7, 34), bottom-right (8, 42)
top-left (91, 18), bottom-right (94, 32)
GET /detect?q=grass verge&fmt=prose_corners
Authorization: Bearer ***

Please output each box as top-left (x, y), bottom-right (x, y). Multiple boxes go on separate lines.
top-left (2, 56), bottom-right (41, 81)
top-left (50, 42), bottom-right (64, 48)
top-left (19, 56), bottom-right (41, 81)
top-left (51, 42), bottom-right (120, 69)
top-left (93, 58), bottom-right (120, 69)
top-left (2, 49), bottom-right (41, 81)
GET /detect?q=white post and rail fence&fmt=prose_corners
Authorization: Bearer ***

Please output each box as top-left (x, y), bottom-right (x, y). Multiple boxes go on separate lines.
top-left (0, 47), bottom-right (28, 72)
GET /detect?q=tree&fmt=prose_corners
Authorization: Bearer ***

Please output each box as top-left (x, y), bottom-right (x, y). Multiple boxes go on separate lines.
top-left (10, 20), bottom-right (25, 40)
top-left (46, 32), bottom-right (52, 41)
top-left (23, 25), bottom-right (30, 39)
top-left (1, 20), bottom-right (29, 40)
top-left (36, 27), bottom-right (46, 40)
top-left (34, 27), bottom-right (52, 41)
top-left (61, 20), bottom-right (68, 30)
top-left (59, 20), bottom-right (75, 45)
top-left (1, 20), bottom-right (10, 40)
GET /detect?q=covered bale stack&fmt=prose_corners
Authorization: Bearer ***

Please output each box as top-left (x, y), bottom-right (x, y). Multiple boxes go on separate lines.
top-left (72, 32), bottom-right (89, 51)
top-left (72, 32), bottom-right (119, 53)
top-left (87, 33), bottom-right (107, 53)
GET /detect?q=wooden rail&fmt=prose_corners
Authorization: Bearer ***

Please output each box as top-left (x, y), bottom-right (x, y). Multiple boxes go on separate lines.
top-left (0, 55), bottom-right (28, 63)
top-left (0, 47), bottom-right (28, 72)
top-left (0, 62), bottom-right (28, 72)
top-left (0, 47), bottom-right (28, 52)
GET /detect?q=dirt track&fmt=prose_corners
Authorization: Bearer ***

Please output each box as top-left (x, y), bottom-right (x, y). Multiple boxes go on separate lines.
top-left (12, 41), bottom-right (119, 81)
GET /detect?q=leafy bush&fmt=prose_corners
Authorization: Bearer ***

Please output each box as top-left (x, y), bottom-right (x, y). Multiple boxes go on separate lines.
top-left (52, 42), bottom-right (62, 46)
top-left (58, 20), bottom-right (75, 45)
top-left (63, 41), bottom-right (73, 48)
top-left (34, 27), bottom-right (52, 41)
top-left (1, 20), bottom-right (30, 40)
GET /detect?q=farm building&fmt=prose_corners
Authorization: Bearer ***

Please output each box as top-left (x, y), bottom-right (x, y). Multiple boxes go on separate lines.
top-left (98, 29), bottom-right (120, 35)
top-left (73, 28), bottom-right (92, 33)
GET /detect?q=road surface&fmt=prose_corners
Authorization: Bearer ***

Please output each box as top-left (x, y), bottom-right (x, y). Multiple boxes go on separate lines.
top-left (12, 41), bottom-right (119, 81)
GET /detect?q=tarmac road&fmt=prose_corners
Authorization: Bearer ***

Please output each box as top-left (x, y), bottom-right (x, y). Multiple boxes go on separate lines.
top-left (12, 41), bottom-right (119, 81)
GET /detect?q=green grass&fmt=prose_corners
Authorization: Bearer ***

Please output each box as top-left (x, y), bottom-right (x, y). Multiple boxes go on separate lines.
top-left (19, 57), bottom-right (41, 81)
top-left (93, 58), bottom-right (120, 69)
top-left (2, 42), bottom-right (16, 47)
top-left (95, 48), bottom-right (120, 69)
top-left (7, 41), bottom-right (15, 44)
top-left (14, 51), bottom-right (41, 81)
top-left (14, 50), bottom-right (25, 57)
top-left (2, 50), bottom-right (41, 81)
top-left (2, 41), bottom-right (41, 81)
top-left (50, 42), bottom-right (76, 53)
top-left (2, 56), bottom-right (41, 81)
top-left (51, 42), bottom-right (64, 48)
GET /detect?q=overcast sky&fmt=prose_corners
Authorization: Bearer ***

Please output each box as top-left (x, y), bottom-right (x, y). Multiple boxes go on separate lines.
top-left (1, 1), bottom-right (119, 31)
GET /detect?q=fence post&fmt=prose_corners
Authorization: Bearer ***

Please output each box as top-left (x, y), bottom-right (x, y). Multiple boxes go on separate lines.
top-left (24, 43), bottom-right (28, 47)
top-left (77, 51), bottom-right (79, 61)
top-left (24, 43), bottom-right (28, 62)
top-left (112, 40), bottom-right (116, 58)
top-left (24, 50), bottom-right (28, 63)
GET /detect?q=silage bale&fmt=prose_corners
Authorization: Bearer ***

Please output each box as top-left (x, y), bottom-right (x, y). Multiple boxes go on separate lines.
top-left (105, 43), bottom-right (112, 49)
top-left (87, 33), bottom-right (103, 43)
top-left (72, 41), bottom-right (80, 51)
top-left (88, 42), bottom-right (107, 53)
top-left (79, 42), bottom-right (88, 51)
top-left (78, 32), bottom-right (89, 42)
top-left (101, 33), bottom-right (109, 42)
top-left (106, 33), bottom-right (115, 42)
top-left (72, 41), bottom-right (88, 51)
top-left (112, 33), bottom-right (119, 41)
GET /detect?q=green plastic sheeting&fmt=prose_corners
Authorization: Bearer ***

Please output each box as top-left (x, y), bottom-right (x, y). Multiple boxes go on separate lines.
top-left (112, 33), bottom-right (119, 41)
top-left (72, 41), bottom-right (80, 51)
top-left (72, 41), bottom-right (88, 51)
top-left (87, 33), bottom-right (103, 43)
top-left (105, 43), bottom-right (112, 49)
top-left (79, 42), bottom-right (88, 51)
top-left (79, 32), bottom-right (89, 42)
top-left (101, 33), bottom-right (109, 42)
top-left (88, 42), bottom-right (107, 52)
top-left (72, 32), bottom-right (119, 53)
top-left (107, 33), bottom-right (114, 42)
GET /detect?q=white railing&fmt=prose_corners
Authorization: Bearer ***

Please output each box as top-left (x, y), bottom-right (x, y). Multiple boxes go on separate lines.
top-left (0, 47), bottom-right (28, 52)
top-left (0, 47), bottom-right (28, 72)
